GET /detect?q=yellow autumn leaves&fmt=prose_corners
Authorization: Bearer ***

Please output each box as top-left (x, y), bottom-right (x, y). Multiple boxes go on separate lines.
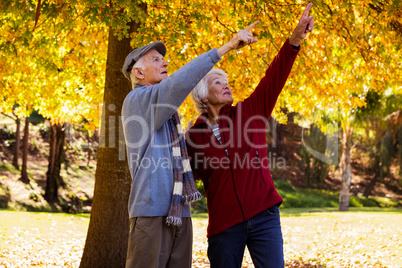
top-left (1, 0), bottom-right (401, 129)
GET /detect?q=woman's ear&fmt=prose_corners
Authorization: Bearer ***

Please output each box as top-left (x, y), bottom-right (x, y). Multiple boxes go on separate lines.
top-left (202, 98), bottom-right (209, 103)
top-left (132, 67), bottom-right (144, 80)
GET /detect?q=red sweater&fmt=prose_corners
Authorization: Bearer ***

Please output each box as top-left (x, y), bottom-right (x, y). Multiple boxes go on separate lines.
top-left (186, 40), bottom-right (299, 237)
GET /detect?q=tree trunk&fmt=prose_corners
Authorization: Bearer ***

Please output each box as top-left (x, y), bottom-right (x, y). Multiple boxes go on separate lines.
top-left (20, 119), bottom-right (30, 184)
top-left (363, 169), bottom-right (380, 197)
top-left (399, 126), bottom-right (402, 186)
top-left (305, 152), bottom-right (311, 187)
top-left (12, 117), bottom-right (20, 169)
top-left (80, 17), bottom-right (143, 267)
top-left (44, 124), bottom-right (65, 204)
top-left (86, 133), bottom-right (92, 166)
top-left (339, 125), bottom-right (353, 211)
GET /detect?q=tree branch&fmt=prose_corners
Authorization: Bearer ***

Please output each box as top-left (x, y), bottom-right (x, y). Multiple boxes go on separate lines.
top-left (215, 16), bottom-right (236, 34)
top-left (1, 112), bottom-right (17, 121)
top-left (262, 4), bottom-right (278, 27)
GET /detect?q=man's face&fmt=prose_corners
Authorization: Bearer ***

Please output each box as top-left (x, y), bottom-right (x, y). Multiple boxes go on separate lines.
top-left (139, 49), bottom-right (169, 86)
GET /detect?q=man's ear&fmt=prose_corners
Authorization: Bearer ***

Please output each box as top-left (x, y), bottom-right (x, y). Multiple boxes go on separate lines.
top-left (132, 67), bottom-right (144, 80)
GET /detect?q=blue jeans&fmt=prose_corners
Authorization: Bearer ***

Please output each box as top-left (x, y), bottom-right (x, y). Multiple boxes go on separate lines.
top-left (208, 205), bottom-right (284, 268)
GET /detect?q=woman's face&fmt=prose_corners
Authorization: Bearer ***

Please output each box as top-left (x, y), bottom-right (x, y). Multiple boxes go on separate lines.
top-left (205, 74), bottom-right (233, 107)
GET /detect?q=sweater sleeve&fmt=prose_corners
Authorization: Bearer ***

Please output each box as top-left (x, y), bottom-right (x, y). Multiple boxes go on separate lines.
top-left (241, 39), bottom-right (299, 119)
top-left (122, 48), bottom-right (221, 133)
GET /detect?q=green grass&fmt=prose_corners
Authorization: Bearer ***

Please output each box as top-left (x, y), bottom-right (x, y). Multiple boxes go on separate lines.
top-left (0, 163), bottom-right (20, 175)
top-left (191, 178), bottom-right (401, 214)
top-left (193, 207), bottom-right (402, 220)
top-left (279, 206), bottom-right (402, 217)
top-left (273, 178), bottom-right (402, 209)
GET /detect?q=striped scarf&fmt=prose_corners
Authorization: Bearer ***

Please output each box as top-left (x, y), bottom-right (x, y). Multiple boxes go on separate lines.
top-left (166, 111), bottom-right (201, 226)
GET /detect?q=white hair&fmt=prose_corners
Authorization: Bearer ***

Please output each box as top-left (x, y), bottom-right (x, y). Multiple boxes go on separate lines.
top-left (191, 68), bottom-right (228, 115)
top-left (130, 56), bottom-right (146, 88)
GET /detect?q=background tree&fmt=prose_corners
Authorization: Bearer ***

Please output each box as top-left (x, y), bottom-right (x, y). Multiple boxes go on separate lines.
top-left (0, 108), bottom-right (22, 169)
top-left (0, 0), bottom-right (107, 202)
top-left (300, 123), bottom-right (331, 187)
top-left (9, 106), bottom-right (22, 169)
top-left (44, 123), bottom-right (66, 203)
top-left (20, 118), bottom-right (30, 184)
top-left (353, 89), bottom-right (402, 197)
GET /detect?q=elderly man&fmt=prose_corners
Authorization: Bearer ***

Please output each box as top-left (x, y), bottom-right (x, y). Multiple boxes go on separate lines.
top-left (121, 22), bottom-right (259, 268)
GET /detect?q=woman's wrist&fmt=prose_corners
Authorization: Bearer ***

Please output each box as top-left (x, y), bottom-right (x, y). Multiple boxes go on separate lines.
top-left (289, 35), bottom-right (301, 47)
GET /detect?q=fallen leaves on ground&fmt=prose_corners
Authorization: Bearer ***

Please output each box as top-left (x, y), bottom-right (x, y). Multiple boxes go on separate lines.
top-left (1, 212), bottom-right (401, 267)
top-left (281, 213), bottom-right (402, 268)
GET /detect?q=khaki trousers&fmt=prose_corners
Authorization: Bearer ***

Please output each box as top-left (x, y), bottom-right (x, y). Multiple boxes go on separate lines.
top-left (126, 216), bottom-right (193, 268)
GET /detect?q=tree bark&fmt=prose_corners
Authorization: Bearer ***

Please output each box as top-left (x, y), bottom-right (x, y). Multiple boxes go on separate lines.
top-left (44, 124), bottom-right (65, 204)
top-left (20, 119), bottom-right (30, 184)
top-left (12, 117), bottom-right (20, 169)
top-left (80, 17), bottom-right (143, 267)
top-left (399, 126), bottom-right (402, 186)
top-left (363, 169), bottom-right (380, 197)
top-left (339, 125), bottom-right (353, 211)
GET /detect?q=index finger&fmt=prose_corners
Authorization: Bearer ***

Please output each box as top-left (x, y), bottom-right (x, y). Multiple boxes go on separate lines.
top-left (302, 2), bottom-right (313, 18)
top-left (244, 20), bottom-right (260, 32)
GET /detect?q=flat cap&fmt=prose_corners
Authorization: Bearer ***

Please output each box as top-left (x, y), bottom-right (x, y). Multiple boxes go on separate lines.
top-left (122, 41), bottom-right (167, 81)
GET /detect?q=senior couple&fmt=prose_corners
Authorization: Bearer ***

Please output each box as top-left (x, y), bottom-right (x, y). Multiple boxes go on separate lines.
top-left (121, 3), bottom-right (314, 268)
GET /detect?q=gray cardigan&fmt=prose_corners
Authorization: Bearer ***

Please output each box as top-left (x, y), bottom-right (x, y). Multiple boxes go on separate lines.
top-left (122, 48), bottom-right (221, 218)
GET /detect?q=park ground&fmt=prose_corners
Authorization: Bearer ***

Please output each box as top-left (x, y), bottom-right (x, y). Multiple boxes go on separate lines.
top-left (0, 209), bottom-right (401, 267)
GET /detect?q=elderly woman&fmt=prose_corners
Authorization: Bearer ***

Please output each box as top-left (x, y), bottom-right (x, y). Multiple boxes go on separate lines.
top-left (185, 3), bottom-right (314, 268)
